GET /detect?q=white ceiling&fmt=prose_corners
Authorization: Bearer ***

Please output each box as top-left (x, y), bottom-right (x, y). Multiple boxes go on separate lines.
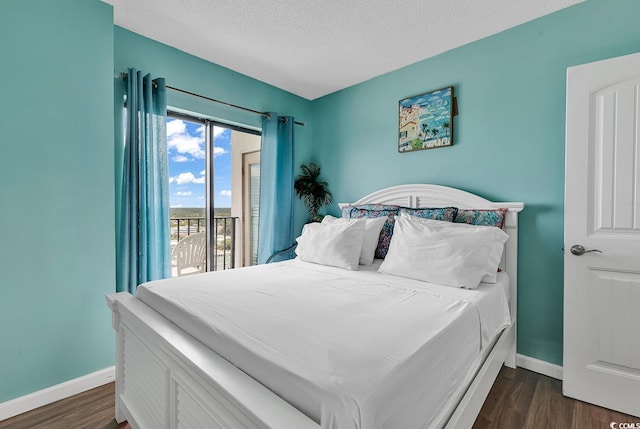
top-left (103, 0), bottom-right (582, 100)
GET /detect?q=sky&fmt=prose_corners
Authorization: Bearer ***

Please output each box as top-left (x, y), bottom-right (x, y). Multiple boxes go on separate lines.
top-left (167, 118), bottom-right (232, 208)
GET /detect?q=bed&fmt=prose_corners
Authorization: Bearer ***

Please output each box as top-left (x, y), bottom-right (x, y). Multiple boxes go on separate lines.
top-left (106, 184), bottom-right (524, 429)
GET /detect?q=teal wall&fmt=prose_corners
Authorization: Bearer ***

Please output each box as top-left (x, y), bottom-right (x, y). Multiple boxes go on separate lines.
top-left (0, 0), bottom-right (115, 402)
top-left (311, 0), bottom-right (640, 365)
top-left (113, 27), bottom-right (314, 235)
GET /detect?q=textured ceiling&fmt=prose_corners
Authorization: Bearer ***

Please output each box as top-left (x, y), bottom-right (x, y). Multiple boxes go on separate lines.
top-left (103, 0), bottom-right (583, 100)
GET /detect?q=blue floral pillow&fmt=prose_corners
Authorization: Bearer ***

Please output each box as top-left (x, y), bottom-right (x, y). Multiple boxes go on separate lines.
top-left (454, 208), bottom-right (508, 229)
top-left (342, 204), bottom-right (400, 259)
top-left (401, 207), bottom-right (458, 222)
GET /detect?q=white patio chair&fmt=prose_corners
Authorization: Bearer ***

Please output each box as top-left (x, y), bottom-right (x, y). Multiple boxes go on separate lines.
top-left (172, 232), bottom-right (207, 276)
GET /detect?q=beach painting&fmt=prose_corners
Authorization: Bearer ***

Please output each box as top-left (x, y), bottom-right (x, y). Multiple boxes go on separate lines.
top-left (398, 86), bottom-right (453, 152)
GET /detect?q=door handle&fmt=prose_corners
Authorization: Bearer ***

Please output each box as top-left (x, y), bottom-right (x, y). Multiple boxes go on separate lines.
top-left (570, 244), bottom-right (603, 256)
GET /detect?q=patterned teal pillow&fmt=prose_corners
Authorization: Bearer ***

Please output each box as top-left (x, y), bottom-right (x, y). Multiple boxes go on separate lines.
top-left (342, 205), bottom-right (400, 259)
top-left (400, 207), bottom-right (458, 222)
top-left (454, 208), bottom-right (508, 229)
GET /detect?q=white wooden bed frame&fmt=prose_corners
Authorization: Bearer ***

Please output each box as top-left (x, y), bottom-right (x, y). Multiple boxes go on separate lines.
top-left (106, 184), bottom-right (524, 429)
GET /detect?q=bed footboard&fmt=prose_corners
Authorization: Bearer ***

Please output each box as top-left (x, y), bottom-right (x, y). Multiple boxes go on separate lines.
top-left (444, 323), bottom-right (515, 429)
top-left (106, 292), bottom-right (320, 429)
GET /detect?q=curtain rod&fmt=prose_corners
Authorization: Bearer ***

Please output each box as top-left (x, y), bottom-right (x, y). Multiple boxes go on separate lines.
top-left (121, 72), bottom-right (304, 126)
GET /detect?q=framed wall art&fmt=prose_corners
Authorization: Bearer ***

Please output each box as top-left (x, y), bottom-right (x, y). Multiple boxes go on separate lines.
top-left (398, 86), bottom-right (454, 152)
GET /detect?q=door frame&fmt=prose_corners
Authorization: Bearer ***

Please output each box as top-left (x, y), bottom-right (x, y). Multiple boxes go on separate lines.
top-left (242, 150), bottom-right (260, 267)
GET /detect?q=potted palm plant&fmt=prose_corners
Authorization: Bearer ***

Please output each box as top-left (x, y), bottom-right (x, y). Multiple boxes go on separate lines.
top-left (294, 163), bottom-right (333, 222)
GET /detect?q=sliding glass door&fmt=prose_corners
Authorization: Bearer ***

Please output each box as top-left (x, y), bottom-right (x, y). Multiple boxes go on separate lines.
top-left (167, 112), bottom-right (260, 276)
top-left (167, 115), bottom-right (207, 277)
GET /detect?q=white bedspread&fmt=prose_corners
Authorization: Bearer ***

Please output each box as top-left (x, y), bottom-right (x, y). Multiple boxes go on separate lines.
top-left (137, 260), bottom-right (510, 429)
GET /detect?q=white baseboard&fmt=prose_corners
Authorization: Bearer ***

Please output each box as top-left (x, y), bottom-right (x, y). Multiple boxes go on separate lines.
top-left (517, 354), bottom-right (563, 380)
top-left (0, 366), bottom-right (115, 422)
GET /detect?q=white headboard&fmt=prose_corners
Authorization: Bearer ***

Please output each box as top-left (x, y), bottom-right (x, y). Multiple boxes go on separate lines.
top-left (338, 184), bottom-right (524, 331)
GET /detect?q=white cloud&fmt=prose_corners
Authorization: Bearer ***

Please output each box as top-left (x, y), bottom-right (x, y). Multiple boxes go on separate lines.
top-left (213, 146), bottom-right (226, 157)
top-left (167, 120), bottom-right (229, 161)
top-left (173, 172), bottom-right (195, 184)
top-left (167, 119), bottom-right (205, 159)
top-left (171, 203), bottom-right (183, 208)
top-left (199, 170), bottom-right (205, 176)
top-left (220, 189), bottom-right (232, 197)
top-left (176, 191), bottom-right (192, 196)
top-left (167, 119), bottom-right (186, 137)
top-left (171, 172), bottom-right (205, 185)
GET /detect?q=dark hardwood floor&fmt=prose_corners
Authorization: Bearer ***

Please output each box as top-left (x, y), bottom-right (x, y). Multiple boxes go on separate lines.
top-left (0, 367), bottom-right (636, 428)
top-left (0, 383), bottom-right (129, 429)
top-left (474, 366), bottom-right (637, 429)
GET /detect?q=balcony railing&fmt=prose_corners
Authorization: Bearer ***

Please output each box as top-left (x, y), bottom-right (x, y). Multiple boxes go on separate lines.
top-left (170, 216), bottom-right (238, 272)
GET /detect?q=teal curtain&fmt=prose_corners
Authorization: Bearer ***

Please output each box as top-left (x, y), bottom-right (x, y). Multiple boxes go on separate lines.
top-left (257, 113), bottom-right (295, 264)
top-left (117, 68), bottom-right (171, 294)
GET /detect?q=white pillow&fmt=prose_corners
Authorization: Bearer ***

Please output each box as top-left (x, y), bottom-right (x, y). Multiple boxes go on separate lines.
top-left (378, 216), bottom-right (508, 288)
top-left (399, 213), bottom-right (503, 283)
top-left (295, 219), bottom-right (366, 270)
top-left (322, 215), bottom-right (386, 265)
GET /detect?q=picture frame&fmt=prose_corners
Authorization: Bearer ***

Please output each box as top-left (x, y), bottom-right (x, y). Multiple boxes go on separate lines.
top-left (398, 86), bottom-right (454, 152)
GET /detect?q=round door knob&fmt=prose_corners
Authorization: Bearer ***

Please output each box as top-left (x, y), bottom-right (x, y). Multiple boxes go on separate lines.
top-left (570, 244), bottom-right (602, 256)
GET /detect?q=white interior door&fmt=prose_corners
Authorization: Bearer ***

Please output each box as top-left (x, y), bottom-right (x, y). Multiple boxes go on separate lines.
top-left (564, 52), bottom-right (640, 417)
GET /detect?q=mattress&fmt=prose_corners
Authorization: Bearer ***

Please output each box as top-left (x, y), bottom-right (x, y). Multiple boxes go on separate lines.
top-left (137, 260), bottom-right (511, 429)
